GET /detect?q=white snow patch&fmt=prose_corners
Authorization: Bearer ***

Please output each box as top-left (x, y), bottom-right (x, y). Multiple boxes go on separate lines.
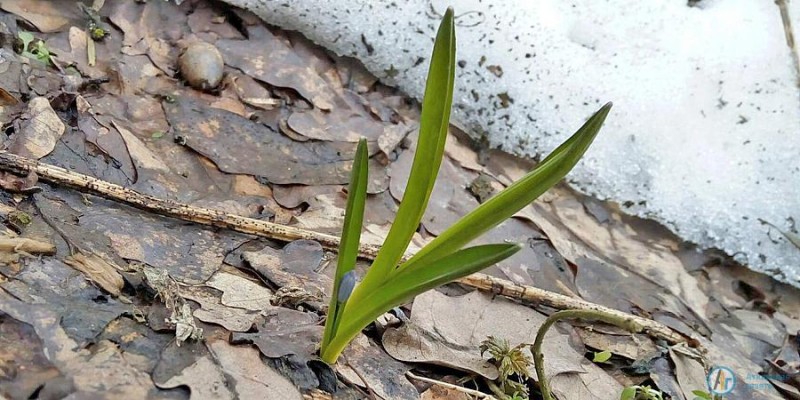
top-left (224, 0), bottom-right (800, 285)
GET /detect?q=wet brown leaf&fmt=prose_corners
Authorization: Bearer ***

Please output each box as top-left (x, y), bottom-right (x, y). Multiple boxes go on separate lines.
top-left (0, 292), bottom-right (156, 398)
top-left (444, 133), bottom-right (483, 172)
top-left (231, 307), bottom-right (322, 360)
top-left (292, 192), bottom-right (346, 234)
top-left (243, 240), bottom-right (330, 299)
top-left (272, 184), bottom-right (341, 209)
top-left (228, 71), bottom-right (280, 110)
top-left (109, 0), bottom-right (188, 75)
top-left (0, 0), bottom-right (80, 32)
top-left (716, 309), bottom-right (784, 365)
top-left (164, 96), bottom-right (356, 185)
top-left (75, 96), bottom-right (137, 184)
top-left (217, 25), bottom-right (335, 110)
top-left (52, 190), bottom-right (249, 284)
top-left (187, 3), bottom-right (244, 41)
top-left (0, 314), bottom-right (68, 399)
top-left (548, 362), bottom-right (624, 400)
top-left (286, 89), bottom-right (393, 144)
top-left (576, 329), bottom-right (658, 361)
top-left (337, 334), bottom-right (419, 400)
top-left (111, 120), bottom-right (171, 174)
top-left (420, 384), bottom-right (471, 400)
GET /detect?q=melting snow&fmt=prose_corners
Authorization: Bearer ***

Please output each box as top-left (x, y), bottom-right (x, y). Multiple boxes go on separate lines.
top-left (225, 0), bottom-right (800, 285)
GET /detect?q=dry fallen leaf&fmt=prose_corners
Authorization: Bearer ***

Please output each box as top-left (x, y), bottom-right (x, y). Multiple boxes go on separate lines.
top-left (158, 355), bottom-right (234, 400)
top-left (8, 97), bottom-right (65, 160)
top-left (208, 340), bottom-right (304, 400)
top-left (667, 345), bottom-right (708, 400)
top-left (111, 120), bottom-right (171, 174)
top-left (63, 251), bottom-right (125, 297)
top-left (180, 285), bottom-right (261, 332)
top-left (205, 271), bottom-right (273, 311)
top-left (382, 290), bottom-right (587, 383)
top-left (0, 0), bottom-right (80, 32)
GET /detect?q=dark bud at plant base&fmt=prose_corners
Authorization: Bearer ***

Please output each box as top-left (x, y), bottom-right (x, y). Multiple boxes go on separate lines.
top-left (337, 271), bottom-right (357, 303)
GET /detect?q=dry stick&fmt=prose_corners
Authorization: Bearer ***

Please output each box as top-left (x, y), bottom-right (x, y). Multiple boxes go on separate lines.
top-left (0, 151), bottom-right (686, 346)
top-left (0, 237), bottom-right (56, 255)
top-left (0, 152), bottom-right (382, 259)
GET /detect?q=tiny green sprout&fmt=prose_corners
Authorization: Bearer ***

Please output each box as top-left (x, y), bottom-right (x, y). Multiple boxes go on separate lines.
top-left (151, 131), bottom-right (165, 139)
top-left (16, 31), bottom-right (53, 66)
top-left (620, 385), bottom-right (664, 400)
top-left (691, 389), bottom-right (712, 400)
top-left (319, 7), bottom-right (612, 364)
top-left (593, 349), bottom-right (613, 363)
top-left (90, 25), bottom-right (109, 41)
top-left (8, 211), bottom-right (32, 226)
top-left (481, 336), bottom-right (532, 398)
top-left (17, 31), bottom-right (34, 52)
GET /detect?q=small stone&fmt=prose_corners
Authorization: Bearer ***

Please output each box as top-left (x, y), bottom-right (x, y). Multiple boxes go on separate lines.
top-left (178, 42), bottom-right (224, 91)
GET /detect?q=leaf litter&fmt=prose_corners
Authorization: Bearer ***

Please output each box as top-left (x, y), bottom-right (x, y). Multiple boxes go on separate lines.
top-left (0, 0), bottom-right (795, 399)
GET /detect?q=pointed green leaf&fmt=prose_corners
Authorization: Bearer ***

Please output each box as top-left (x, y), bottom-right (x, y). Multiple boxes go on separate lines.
top-left (352, 7), bottom-right (456, 299)
top-left (398, 103), bottom-right (611, 273)
top-left (321, 138), bottom-right (368, 350)
top-left (17, 31), bottom-right (33, 52)
top-left (592, 350), bottom-right (612, 363)
top-left (620, 387), bottom-right (637, 400)
top-left (320, 243), bottom-right (521, 363)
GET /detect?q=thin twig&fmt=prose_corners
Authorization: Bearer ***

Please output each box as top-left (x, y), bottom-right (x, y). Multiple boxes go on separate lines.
top-left (344, 355), bottom-right (381, 400)
top-left (457, 274), bottom-right (685, 345)
top-left (406, 371), bottom-right (496, 399)
top-left (0, 151), bottom-right (687, 346)
top-left (776, 0), bottom-right (800, 88)
top-left (532, 309), bottom-right (644, 400)
top-left (0, 151), bottom-right (383, 258)
top-left (33, 197), bottom-right (76, 255)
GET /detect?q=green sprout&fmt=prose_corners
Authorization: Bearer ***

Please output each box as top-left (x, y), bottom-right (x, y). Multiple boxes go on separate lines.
top-left (620, 385), bottom-right (664, 400)
top-left (17, 31), bottom-right (54, 66)
top-left (593, 350), bottom-right (613, 363)
top-left (319, 7), bottom-right (612, 364)
top-left (481, 336), bottom-right (532, 398)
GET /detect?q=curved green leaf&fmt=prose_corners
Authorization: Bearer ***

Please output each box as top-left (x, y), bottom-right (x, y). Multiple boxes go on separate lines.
top-left (347, 7), bottom-right (457, 305)
top-left (399, 103), bottom-right (612, 272)
top-left (321, 138), bottom-right (368, 350)
top-left (320, 243), bottom-right (522, 363)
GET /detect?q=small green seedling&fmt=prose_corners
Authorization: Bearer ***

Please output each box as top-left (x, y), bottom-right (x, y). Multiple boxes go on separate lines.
top-left (481, 336), bottom-right (533, 398)
top-left (620, 385), bottom-right (664, 400)
top-left (593, 350), bottom-right (613, 363)
top-left (319, 7), bottom-right (612, 364)
top-left (17, 31), bottom-right (54, 66)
